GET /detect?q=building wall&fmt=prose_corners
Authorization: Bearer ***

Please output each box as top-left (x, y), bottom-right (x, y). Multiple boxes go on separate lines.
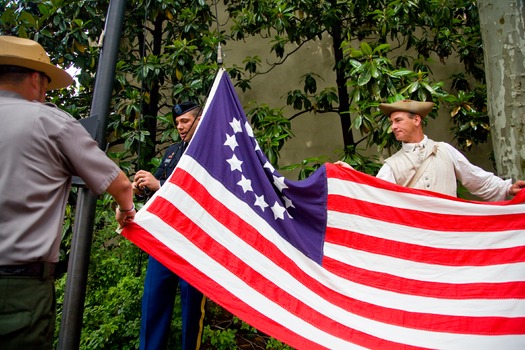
top-left (217, 10), bottom-right (498, 181)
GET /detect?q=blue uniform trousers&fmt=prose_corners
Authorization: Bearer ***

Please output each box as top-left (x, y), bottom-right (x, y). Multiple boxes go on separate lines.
top-left (139, 256), bottom-right (205, 350)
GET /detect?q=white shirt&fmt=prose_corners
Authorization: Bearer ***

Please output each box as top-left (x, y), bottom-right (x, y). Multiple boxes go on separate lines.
top-left (377, 135), bottom-right (512, 201)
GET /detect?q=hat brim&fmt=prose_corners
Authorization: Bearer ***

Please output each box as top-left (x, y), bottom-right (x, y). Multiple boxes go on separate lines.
top-left (379, 101), bottom-right (434, 118)
top-left (0, 56), bottom-right (72, 90)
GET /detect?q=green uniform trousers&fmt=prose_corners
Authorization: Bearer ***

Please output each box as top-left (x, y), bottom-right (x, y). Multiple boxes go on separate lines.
top-left (0, 276), bottom-right (56, 350)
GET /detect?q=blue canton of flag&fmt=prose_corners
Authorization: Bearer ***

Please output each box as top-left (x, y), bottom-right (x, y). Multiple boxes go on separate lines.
top-left (184, 70), bottom-right (327, 263)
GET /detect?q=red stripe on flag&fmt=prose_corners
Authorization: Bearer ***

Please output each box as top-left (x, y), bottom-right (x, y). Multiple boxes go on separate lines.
top-left (323, 252), bottom-right (525, 300)
top-left (325, 225), bottom-right (525, 267)
top-left (329, 194), bottom-right (525, 233)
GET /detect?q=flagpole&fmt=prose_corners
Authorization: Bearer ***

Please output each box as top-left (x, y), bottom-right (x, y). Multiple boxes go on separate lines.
top-left (200, 68), bottom-right (225, 118)
top-left (57, 0), bottom-right (127, 348)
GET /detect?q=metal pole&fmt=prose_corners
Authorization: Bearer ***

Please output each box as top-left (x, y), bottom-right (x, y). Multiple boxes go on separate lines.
top-left (58, 0), bottom-right (127, 348)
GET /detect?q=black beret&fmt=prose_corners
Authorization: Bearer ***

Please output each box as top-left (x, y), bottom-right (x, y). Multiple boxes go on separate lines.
top-left (173, 101), bottom-right (200, 118)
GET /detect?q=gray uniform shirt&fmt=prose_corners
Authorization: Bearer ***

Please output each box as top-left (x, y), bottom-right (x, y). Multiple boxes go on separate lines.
top-left (0, 90), bottom-right (121, 265)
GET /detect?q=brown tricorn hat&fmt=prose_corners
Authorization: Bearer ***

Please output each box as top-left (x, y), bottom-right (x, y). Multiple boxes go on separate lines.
top-left (0, 36), bottom-right (73, 90)
top-left (379, 99), bottom-right (435, 118)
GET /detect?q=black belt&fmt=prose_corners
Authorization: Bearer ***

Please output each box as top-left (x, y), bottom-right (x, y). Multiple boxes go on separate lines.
top-left (0, 262), bottom-right (56, 279)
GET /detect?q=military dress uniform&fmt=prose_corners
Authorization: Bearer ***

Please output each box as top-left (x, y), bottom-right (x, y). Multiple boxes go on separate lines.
top-left (139, 142), bottom-right (206, 350)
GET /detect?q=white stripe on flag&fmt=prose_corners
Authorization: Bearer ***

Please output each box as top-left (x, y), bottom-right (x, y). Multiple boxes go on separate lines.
top-left (325, 239), bottom-right (525, 286)
top-left (329, 177), bottom-right (525, 215)
top-left (328, 210), bottom-right (525, 250)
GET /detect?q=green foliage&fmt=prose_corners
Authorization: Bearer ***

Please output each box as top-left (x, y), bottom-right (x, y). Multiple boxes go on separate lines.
top-left (54, 200), bottom-right (144, 349)
top-left (204, 326), bottom-right (238, 350)
top-left (338, 145), bottom-right (382, 176)
top-left (281, 156), bottom-right (329, 180)
top-left (225, 0), bottom-right (487, 172)
top-left (282, 147), bottom-right (381, 180)
top-left (247, 104), bottom-right (294, 166)
top-left (343, 40), bottom-right (449, 153)
top-left (203, 308), bottom-right (292, 349)
top-left (106, 0), bottom-right (222, 171)
top-left (446, 75), bottom-right (490, 150)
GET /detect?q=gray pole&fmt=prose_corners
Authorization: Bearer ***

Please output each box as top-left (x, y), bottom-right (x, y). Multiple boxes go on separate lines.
top-left (57, 0), bottom-right (127, 348)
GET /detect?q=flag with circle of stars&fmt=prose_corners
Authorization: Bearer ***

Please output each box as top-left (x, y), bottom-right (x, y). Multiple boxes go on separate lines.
top-left (185, 70), bottom-right (327, 263)
top-left (122, 68), bottom-right (525, 350)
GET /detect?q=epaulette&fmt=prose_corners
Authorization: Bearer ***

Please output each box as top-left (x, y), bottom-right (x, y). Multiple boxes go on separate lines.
top-left (43, 102), bottom-right (58, 108)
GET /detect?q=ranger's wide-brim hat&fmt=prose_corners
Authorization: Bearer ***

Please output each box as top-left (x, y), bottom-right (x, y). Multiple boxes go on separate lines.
top-left (379, 99), bottom-right (435, 118)
top-left (0, 36), bottom-right (72, 90)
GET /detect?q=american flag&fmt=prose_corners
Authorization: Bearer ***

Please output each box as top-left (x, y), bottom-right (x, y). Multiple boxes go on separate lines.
top-left (121, 69), bottom-right (525, 349)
